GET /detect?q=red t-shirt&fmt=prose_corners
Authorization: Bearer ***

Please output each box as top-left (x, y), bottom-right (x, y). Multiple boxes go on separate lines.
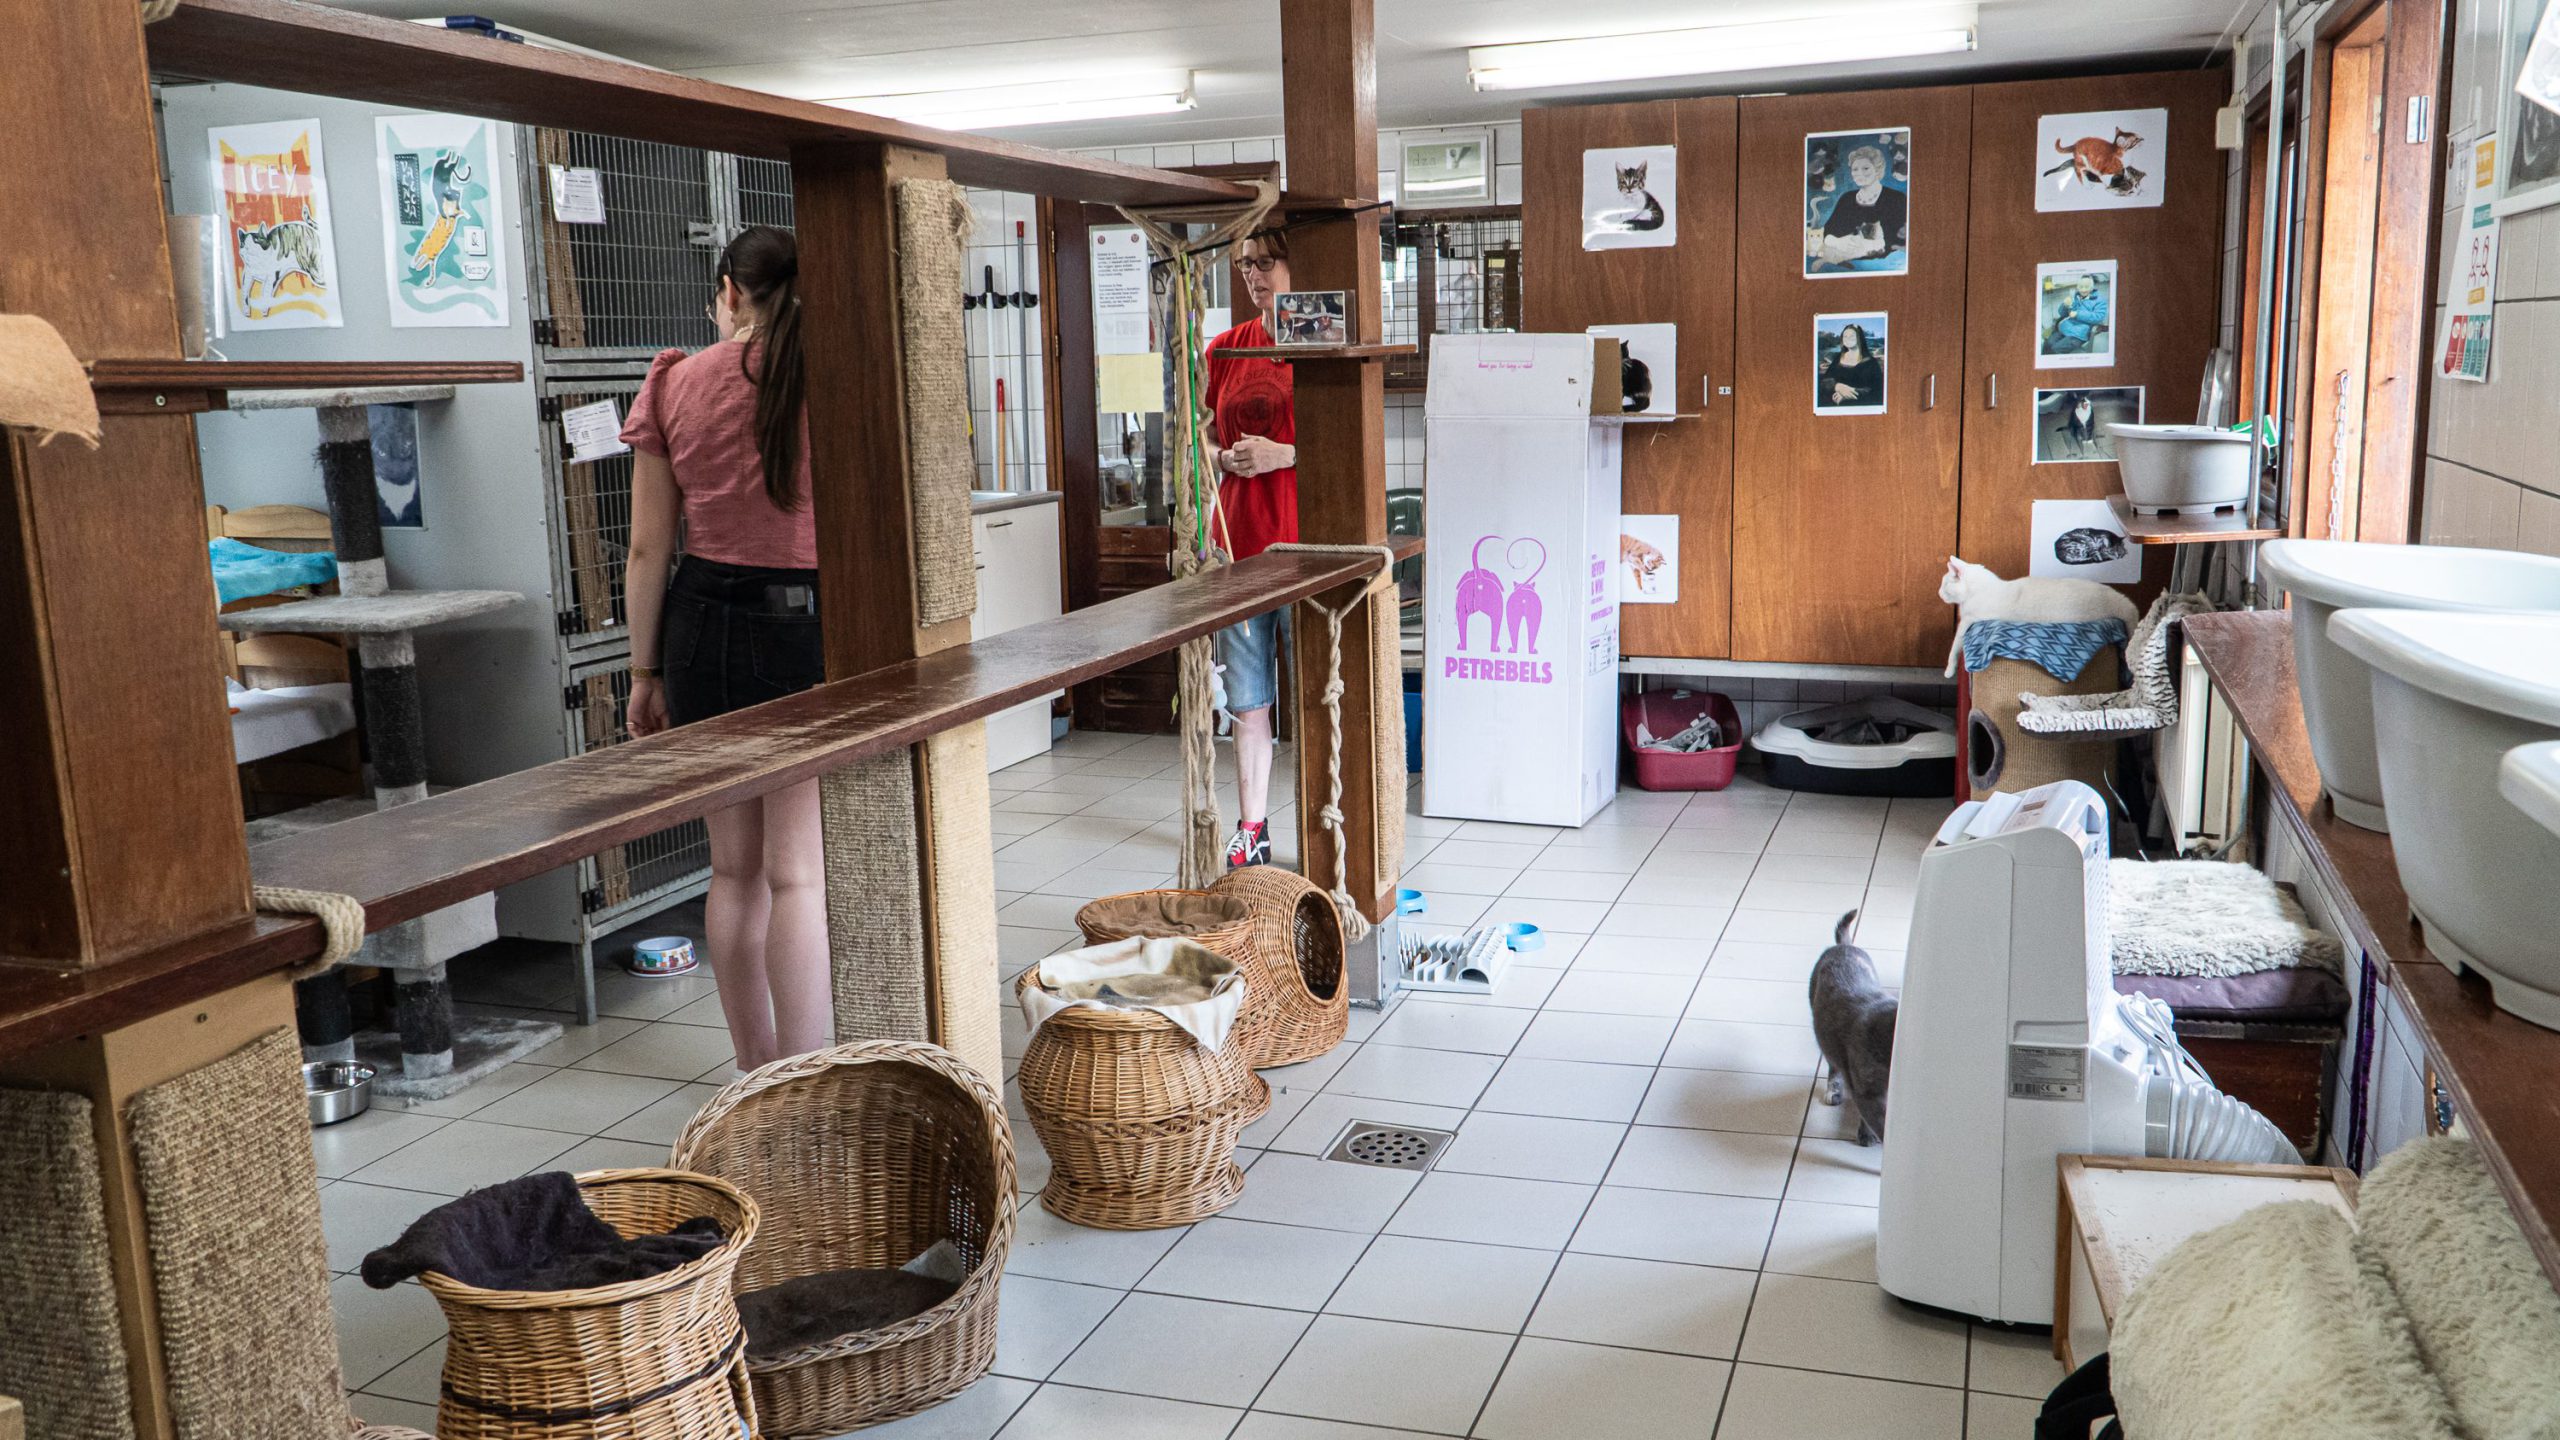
top-left (621, 343), bottom-right (818, 570)
top-left (1204, 317), bottom-right (1298, 561)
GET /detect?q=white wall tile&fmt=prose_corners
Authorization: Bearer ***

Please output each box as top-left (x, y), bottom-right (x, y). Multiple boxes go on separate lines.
top-left (2421, 457), bottom-right (2523, 547)
top-left (1115, 147), bottom-right (1154, 165)
top-left (1153, 144), bottom-right (1196, 168)
top-left (1235, 138), bottom-right (1277, 164)
top-left (1498, 163), bottom-right (1523, 206)
top-left (2519, 484), bottom-right (2560, 556)
top-left (1192, 141), bottom-right (1236, 167)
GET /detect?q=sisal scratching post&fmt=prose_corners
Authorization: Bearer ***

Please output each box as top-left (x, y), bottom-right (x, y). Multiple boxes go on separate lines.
top-left (1967, 654), bottom-right (2119, 799)
top-left (894, 179), bottom-right (980, 628)
top-left (126, 1028), bottom-right (344, 1440)
top-left (824, 753), bottom-right (931, 1044)
top-left (1368, 593), bottom-right (1407, 890)
top-left (925, 723), bottom-right (1003, 1083)
top-left (0, 1088), bottom-right (137, 1440)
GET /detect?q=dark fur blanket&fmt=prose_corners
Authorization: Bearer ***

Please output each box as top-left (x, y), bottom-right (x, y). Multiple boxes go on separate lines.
top-left (736, 1268), bottom-right (959, 1359)
top-left (360, 1171), bottom-right (726, 1291)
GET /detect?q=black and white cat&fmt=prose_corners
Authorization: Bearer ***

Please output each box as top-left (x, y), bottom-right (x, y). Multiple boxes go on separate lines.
top-left (1597, 161), bottom-right (1666, 233)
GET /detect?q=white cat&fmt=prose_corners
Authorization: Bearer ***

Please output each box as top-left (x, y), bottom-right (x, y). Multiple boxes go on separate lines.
top-left (1939, 556), bottom-right (2139, 677)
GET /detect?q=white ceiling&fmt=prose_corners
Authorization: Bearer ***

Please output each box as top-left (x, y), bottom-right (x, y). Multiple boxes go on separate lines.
top-left (344, 0), bottom-right (2250, 151)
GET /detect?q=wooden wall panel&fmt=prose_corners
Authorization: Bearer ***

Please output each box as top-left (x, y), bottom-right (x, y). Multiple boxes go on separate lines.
top-left (1523, 98), bottom-right (1739, 659)
top-left (1733, 86), bottom-right (1973, 666)
top-left (1958, 70), bottom-right (2228, 585)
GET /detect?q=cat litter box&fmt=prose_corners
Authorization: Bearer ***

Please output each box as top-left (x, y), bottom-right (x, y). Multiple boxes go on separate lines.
top-left (1620, 689), bottom-right (1744, 791)
top-left (1754, 697), bottom-right (1957, 798)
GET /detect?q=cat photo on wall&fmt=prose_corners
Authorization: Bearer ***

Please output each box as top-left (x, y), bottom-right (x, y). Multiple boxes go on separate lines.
top-left (2032, 385), bottom-right (2144, 463)
top-left (2035, 108), bottom-right (2167, 212)
top-left (1586, 322), bottom-right (1678, 416)
top-left (1582, 144), bottom-right (1678, 250)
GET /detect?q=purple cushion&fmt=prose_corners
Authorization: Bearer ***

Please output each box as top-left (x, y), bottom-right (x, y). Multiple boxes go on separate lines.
top-left (2115, 967), bottom-right (2351, 1028)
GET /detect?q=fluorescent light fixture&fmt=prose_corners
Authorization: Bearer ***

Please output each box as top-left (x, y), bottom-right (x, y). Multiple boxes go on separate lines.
top-left (1466, 7), bottom-right (1977, 91)
top-left (827, 71), bottom-right (1196, 130)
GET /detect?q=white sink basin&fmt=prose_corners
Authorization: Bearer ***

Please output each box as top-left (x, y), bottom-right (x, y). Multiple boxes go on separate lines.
top-left (2505, 741), bottom-right (2560, 845)
top-left (2330, 610), bottom-right (2560, 1029)
top-left (2259, 540), bottom-right (2560, 830)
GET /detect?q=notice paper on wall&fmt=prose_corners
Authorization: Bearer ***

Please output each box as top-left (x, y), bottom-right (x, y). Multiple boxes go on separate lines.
top-left (549, 165), bottom-right (606, 224)
top-left (1096, 353), bottom-right (1164, 413)
top-left (2441, 133), bottom-right (2501, 383)
top-left (1091, 226), bottom-right (1152, 355)
top-left (562, 399), bottom-right (629, 462)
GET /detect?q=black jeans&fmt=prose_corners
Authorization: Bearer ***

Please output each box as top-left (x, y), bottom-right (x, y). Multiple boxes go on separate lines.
top-left (660, 555), bottom-right (824, 726)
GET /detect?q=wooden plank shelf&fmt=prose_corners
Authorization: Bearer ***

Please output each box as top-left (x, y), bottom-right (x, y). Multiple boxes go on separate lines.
top-left (2106, 493), bottom-right (2282, 545)
top-left (89, 358), bottom-right (523, 414)
top-left (146, 0), bottom-right (1250, 207)
top-left (2183, 609), bottom-right (2560, 1288)
top-left (1219, 344), bottom-right (1419, 361)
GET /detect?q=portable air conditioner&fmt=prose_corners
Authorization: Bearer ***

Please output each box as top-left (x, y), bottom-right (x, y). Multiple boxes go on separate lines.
top-left (1876, 781), bottom-right (2294, 1325)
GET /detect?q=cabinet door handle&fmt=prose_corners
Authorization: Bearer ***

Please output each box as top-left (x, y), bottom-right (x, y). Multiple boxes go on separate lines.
top-left (989, 518), bottom-right (1014, 528)
top-left (1988, 373), bottom-right (1999, 409)
top-left (1926, 374), bottom-right (1937, 410)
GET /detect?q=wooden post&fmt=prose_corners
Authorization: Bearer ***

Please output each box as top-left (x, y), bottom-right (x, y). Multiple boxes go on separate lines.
top-left (0, 1), bottom-right (252, 967)
top-left (1282, 0), bottom-right (1394, 923)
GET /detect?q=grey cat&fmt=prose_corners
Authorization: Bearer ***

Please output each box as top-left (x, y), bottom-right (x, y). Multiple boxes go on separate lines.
top-left (1808, 909), bottom-right (1897, 1146)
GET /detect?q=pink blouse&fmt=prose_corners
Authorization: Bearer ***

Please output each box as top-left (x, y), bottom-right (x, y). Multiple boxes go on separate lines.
top-left (620, 343), bottom-right (818, 570)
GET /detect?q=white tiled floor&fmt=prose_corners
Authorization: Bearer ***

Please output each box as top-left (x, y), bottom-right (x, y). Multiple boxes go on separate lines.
top-left (329, 730), bottom-right (2062, 1439)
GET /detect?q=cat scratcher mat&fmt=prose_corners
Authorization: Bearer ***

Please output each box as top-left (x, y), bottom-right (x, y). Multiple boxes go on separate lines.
top-left (0, 314), bottom-right (101, 447)
top-left (127, 1026), bottom-right (345, 1440)
top-left (925, 723), bottom-right (1002, 1085)
top-left (825, 752), bottom-right (931, 1045)
top-left (0, 1087), bottom-right (137, 1440)
top-left (1968, 654), bottom-right (2118, 800)
top-left (895, 179), bottom-right (979, 630)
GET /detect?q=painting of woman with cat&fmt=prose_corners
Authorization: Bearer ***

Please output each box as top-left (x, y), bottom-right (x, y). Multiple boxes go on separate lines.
top-left (1804, 128), bottom-right (1912, 276)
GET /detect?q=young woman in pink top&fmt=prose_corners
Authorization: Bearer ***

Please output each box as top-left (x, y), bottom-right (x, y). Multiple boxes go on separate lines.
top-left (618, 225), bottom-right (828, 1071)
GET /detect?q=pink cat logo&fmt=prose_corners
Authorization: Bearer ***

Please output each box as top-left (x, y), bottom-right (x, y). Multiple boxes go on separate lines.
top-left (1453, 534), bottom-right (1547, 654)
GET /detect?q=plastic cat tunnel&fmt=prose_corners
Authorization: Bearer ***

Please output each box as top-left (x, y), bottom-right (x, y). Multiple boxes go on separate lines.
top-left (220, 386), bottom-right (547, 1099)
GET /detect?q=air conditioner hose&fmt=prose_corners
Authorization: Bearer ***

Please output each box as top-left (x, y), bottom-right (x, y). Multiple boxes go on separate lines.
top-left (2122, 993), bottom-right (2303, 1165)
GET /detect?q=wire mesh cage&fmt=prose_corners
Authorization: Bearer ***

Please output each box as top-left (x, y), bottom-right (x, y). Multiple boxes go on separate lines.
top-left (565, 653), bottom-right (711, 920)
top-left (1381, 207), bottom-right (1523, 392)
top-left (539, 376), bottom-right (647, 650)
top-left (527, 130), bottom-right (795, 358)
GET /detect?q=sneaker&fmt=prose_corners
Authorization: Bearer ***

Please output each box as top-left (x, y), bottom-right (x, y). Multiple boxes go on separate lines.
top-left (1225, 820), bottom-right (1271, 869)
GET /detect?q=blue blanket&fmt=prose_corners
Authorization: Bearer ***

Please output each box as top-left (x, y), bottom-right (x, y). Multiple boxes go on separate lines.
top-left (1961, 618), bottom-right (2128, 683)
top-left (209, 537), bottom-right (337, 605)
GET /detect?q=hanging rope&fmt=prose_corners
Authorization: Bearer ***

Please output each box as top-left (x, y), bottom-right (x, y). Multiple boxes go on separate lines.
top-left (254, 885), bottom-right (369, 981)
top-left (1263, 543), bottom-right (1399, 942)
top-left (1116, 181), bottom-right (1278, 887)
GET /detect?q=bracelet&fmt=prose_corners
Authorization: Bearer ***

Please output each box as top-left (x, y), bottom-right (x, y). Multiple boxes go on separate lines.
top-left (630, 664), bottom-right (661, 680)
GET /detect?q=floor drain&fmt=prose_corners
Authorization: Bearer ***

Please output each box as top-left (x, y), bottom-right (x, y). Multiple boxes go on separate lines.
top-left (1325, 1121), bottom-right (1456, 1171)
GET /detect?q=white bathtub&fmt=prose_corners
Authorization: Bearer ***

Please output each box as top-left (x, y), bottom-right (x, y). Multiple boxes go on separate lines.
top-left (2259, 540), bottom-right (2560, 831)
top-left (2330, 610), bottom-right (2560, 1030)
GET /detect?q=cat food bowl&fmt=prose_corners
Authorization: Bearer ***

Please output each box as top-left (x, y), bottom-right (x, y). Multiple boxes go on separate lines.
top-left (1396, 888), bottom-right (1427, 916)
top-left (2261, 540), bottom-right (2560, 831)
top-left (304, 1061), bottom-right (376, 1127)
top-left (624, 936), bottom-right (699, 977)
top-left (2330, 610), bottom-right (2560, 1029)
top-left (1502, 922), bottom-right (1544, 953)
top-left (2105, 424), bottom-right (2252, 515)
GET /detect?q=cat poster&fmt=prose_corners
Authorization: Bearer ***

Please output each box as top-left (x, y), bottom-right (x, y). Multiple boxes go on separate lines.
top-left (1814, 312), bottom-right (1889, 416)
top-left (1585, 322), bottom-right (1677, 416)
top-left (208, 119), bottom-right (344, 331)
top-left (376, 114), bottom-right (509, 328)
top-left (2032, 386), bottom-right (2143, 463)
top-left (2036, 260), bottom-right (2117, 368)
top-left (2035, 108), bottom-right (2167, 212)
top-left (1581, 144), bottom-right (1677, 250)
top-left (1618, 515), bottom-right (1679, 604)
top-left (1804, 128), bottom-right (1912, 277)
top-left (2029, 498), bottom-right (2139, 584)
top-left (369, 404), bottom-right (425, 528)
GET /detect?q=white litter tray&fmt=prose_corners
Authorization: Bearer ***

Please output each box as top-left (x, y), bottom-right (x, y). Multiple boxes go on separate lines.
top-left (2503, 741), bottom-right (2560, 847)
top-left (2330, 610), bottom-right (2560, 1029)
top-left (2260, 540), bottom-right (2560, 831)
top-left (2106, 423), bottom-right (2251, 514)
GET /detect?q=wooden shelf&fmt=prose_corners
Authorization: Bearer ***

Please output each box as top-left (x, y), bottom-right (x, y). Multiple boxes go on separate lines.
top-left (1219, 344), bottom-right (1418, 361)
top-left (2106, 493), bottom-right (2282, 545)
top-left (147, 0), bottom-right (1249, 207)
top-left (89, 358), bottom-right (522, 414)
top-left (2183, 609), bottom-right (2560, 1288)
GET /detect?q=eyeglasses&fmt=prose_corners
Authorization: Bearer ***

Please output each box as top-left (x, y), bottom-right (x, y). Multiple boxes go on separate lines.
top-left (1236, 257), bottom-right (1282, 275)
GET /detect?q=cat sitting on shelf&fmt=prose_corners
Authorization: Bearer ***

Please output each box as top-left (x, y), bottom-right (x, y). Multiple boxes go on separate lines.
top-left (1938, 556), bottom-right (2139, 677)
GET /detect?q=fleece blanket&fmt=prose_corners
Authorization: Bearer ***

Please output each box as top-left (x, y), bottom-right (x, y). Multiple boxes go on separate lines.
top-left (210, 537), bottom-right (337, 604)
top-left (2108, 860), bottom-right (2344, 978)
top-left (361, 1171), bottom-right (724, 1292)
top-left (1959, 618), bottom-right (2127, 683)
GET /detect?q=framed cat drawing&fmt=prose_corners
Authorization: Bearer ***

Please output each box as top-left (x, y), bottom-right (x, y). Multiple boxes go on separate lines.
top-left (2035, 108), bottom-right (2167, 212)
top-left (1581, 144), bottom-right (1678, 250)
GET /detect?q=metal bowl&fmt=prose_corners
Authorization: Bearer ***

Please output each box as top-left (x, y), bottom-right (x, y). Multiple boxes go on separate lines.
top-left (303, 1060), bottom-right (376, 1127)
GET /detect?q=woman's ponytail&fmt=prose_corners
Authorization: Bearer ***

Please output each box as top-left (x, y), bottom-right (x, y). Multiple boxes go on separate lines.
top-left (720, 225), bottom-right (807, 512)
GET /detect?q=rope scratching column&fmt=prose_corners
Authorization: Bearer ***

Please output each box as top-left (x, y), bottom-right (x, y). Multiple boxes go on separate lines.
top-left (925, 724), bottom-right (1003, 1083)
top-left (127, 1027), bottom-right (345, 1440)
top-left (895, 179), bottom-right (981, 628)
top-left (825, 753), bottom-right (932, 1045)
top-left (0, 1088), bottom-right (136, 1440)
top-left (1116, 183), bottom-right (1278, 888)
top-left (1264, 543), bottom-right (1403, 940)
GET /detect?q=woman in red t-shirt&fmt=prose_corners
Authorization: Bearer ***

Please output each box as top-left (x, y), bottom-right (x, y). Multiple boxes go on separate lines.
top-left (1204, 229), bottom-right (1300, 868)
top-left (617, 226), bottom-right (829, 1071)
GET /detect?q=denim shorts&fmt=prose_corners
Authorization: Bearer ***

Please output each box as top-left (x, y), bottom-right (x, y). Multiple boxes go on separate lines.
top-left (660, 555), bottom-right (825, 727)
top-left (1216, 607), bottom-right (1292, 714)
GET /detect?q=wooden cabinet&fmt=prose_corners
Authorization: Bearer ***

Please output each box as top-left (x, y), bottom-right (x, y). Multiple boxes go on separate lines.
top-left (1733, 85), bottom-right (1973, 667)
top-left (1957, 71), bottom-right (2229, 585)
top-left (970, 497), bottom-right (1065, 766)
top-left (1524, 97), bottom-right (1738, 659)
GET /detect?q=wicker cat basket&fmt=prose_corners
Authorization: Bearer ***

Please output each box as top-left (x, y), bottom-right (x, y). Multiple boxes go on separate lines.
top-left (1208, 866), bottom-right (1350, 1066)
top-left (420, 1168), bottom-right (760, 1440)
top-left (1012, 966), bottom-right (1258, 1229)
top-left (1076, 888), bottom-right (1278, 1105)
top-left (670, 1041), bottom-right (1014, 1438)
